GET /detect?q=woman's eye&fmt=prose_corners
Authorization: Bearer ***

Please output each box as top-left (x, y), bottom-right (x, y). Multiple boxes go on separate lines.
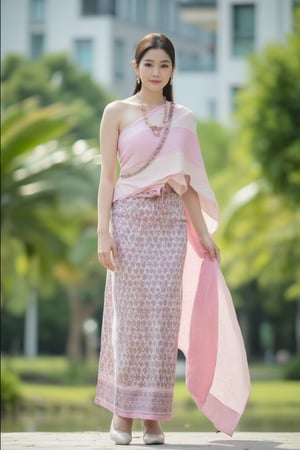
top-left (161, 64), bottom-right (170, 68)
top-left (144, 63), bottom-right (152, 67)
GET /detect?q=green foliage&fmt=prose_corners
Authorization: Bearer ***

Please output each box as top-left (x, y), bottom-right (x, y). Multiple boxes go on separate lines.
top-left (197, 121), bottom-right (232, 176)
top-left (283, 357), bottom-right (300, 380)
top-left (1, 97), bottom-right (100, 314)
top-left (2, 100), bottom-right (69, 310)
top-left (235, 25), bottom-right (300, 204)
top-left (219, 24), bottom-right (300, 312)
top-left (1, 368), bottom-right (23, 415)
top-left (222, 184), bottom-right (300, 300)
top-left (1, 52), bottom-right (112, 140)
top-left (196, 121), bottom-right (238, 210)
top-left (1, 97), bottom-right (74, 172)
top-left (0, 53), bottom-right (109, 355)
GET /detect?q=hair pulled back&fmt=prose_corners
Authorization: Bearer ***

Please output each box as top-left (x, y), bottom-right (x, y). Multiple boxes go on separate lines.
top-left (133, 33), bottom-right (175, 101)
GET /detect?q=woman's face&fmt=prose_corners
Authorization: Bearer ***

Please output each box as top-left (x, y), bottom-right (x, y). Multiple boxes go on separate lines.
top-left (136, 48), bottom-right (173, 92)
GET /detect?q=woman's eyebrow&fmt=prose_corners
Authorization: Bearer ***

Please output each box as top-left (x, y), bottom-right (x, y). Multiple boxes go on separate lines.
top-left (143, 58), bottom-right (171, 63)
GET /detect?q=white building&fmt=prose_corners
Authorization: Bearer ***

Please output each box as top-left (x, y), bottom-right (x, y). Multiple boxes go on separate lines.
top-left (176, 0), bottom-right (296, 121)
top-left (1, 0), bottom-right (297, 121)
top-left (1, 0), bottom-right (214, 100)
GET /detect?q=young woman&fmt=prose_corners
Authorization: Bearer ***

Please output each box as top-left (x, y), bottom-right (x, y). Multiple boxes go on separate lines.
top-left (95, 33), bottom-right (250, 445)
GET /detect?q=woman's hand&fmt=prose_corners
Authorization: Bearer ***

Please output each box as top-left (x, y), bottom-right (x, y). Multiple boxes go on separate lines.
top-left (98, 231), bottom-right (118, 271)
top-left (200, 233), bottom-right (220, 263)
top-left (182, 186), bottom-right (220, 263)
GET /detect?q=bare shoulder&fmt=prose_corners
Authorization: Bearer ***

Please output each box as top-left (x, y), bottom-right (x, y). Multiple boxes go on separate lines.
top-left (117, 96), bottom-right (143, 132)
top-left (175, 103), bottom-right (194, 117)
top-left (104, 97), bottom-right (137, 114)
top-left (102, 97), bottom-right (140, 132)
top-left (100, 101), bottom-right (124, 134)
top-left (174, 103), bottom-right (196, 127)
top-left (102, 100), bottom-right (124, 119)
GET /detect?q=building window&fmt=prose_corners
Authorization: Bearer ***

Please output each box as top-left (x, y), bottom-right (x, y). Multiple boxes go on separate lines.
top-left (114, 39), bottom-right (125, 80)
top-left (293, 0), bottom-right (300, 29)
top-left (207, 99), bottom-right (217, 119)
top-left (231, 86), bottom-right (241, 113)
top-left (30, 34), bottom-right (45, 59)
top-left (74, 39), bottom-right (93, 73)
top-left (232, 4), bottom-right (255, 57)
top-left (178, 51), bottom-right (201, 71)
top-left (30, 0), bottom-right (46, 22)
top-left (81, 0), bottom-right (116, 15)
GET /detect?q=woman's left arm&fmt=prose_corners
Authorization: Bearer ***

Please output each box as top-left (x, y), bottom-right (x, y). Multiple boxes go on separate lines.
top-left (182, 185), bottom-right (220, 262)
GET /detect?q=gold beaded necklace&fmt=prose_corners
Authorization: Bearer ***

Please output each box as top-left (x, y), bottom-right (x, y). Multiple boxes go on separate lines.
top-left (120, 100), bottom-right (174, 179)
top-left (139, 97), bottom-right (168, 137)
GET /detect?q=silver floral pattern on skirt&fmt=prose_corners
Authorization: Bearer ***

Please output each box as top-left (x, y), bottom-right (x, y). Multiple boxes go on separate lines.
top-left (95, 191), bottom-right (187, 420)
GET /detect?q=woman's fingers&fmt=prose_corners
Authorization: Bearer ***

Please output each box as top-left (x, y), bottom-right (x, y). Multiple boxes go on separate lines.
top-left (209, 243), bottom-right (220, 262)
top-left (98, 250), bottom-right (116, 271)
top-left (214, 245), bottom-right (221, 263)
top-left (111, 242), bottom-right (118, 261)
top-left (97, 233), bottom-right (117, 271)
top-left (201, 235), bottom-right (220, 262)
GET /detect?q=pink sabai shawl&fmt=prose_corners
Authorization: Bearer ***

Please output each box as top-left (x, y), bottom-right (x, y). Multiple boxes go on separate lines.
top-left (113, 102), bottom-right (251, 436)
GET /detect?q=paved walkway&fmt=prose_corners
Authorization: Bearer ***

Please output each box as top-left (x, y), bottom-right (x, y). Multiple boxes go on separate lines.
top-left (1, 432), bottom-right (300, 450)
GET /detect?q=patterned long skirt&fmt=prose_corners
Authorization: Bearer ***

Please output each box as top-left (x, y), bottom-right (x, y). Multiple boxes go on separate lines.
top-left (95, 191), bottom-right (187, 420)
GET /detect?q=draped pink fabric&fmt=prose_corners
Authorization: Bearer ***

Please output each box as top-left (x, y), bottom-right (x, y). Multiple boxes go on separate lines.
top-left (113, 103), bottom-right (251, 435)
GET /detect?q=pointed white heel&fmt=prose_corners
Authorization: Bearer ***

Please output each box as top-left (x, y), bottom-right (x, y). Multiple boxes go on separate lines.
top-left (143, 432), bottom-right (165, 445)
top-left (110, 419), bottom-right (132, 445)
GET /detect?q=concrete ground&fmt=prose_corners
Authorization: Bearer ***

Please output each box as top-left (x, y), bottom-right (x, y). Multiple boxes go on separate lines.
top-left (1, 432), bottom-right (300, 450)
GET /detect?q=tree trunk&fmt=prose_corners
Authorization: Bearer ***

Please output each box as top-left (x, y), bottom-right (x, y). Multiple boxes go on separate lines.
top-left (66, 287), bottom-right (84, 360)
top-left (296, 298), bottom-right (300, 355)
top-left (66, 286), bottom-right (99, 360)
top-left (239, 313), bottom-right (250, 358)
top-left (24, 291), bottom-right (38, 358)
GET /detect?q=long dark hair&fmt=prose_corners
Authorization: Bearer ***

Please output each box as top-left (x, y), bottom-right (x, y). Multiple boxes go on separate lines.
top-left (133, 33), bottom-right (175, 101)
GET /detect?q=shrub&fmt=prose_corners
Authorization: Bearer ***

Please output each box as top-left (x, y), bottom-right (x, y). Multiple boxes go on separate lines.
top-left (283, 357), bottom-right (300, 380)
top-left (1, 368), bottom-right (23, 415)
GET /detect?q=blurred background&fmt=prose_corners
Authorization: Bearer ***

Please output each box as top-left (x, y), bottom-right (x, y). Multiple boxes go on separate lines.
top-left (1, 0), bottom-right (300, 434)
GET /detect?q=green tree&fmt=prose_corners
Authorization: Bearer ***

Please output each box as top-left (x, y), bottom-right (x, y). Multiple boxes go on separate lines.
top-left (54, 227), bottom-right (106, 360)
top-left (220, 23), bottom-right (300, 354)
top-left (1, 98), bottom-right (73, 309)
top-left (236, 25), bottom-right (300, 203)
top-left (1, 50), bottom-right (112, 358)
top-left (1, 53), bottom-right (112, 141)
top-left (1, 98), bottom-right (101, 356)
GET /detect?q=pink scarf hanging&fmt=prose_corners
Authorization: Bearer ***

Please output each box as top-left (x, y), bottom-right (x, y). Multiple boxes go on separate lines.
top-left (180, 219), bottom-right (250, 435)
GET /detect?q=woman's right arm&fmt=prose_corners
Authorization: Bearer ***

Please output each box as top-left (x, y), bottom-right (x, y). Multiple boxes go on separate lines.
top-left (97, 102), bottom-right (119, 271)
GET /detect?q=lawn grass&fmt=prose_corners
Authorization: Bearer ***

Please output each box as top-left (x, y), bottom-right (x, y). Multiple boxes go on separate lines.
top-left (2, 356), bottom-right (286, 383)
top-left (17, 375), bottom-right (299, 409)
top-left (249, 380), bottom-right (300, 405)
top-left (2, 356), bottom-right (300, 432)
top-left (172, 379), bottom-right (300, 432)
top-left (2, 356), bottom-right (97, 384)
top-left (7, 379), bottom-right (298, 433)
top-left (21, 383), bottom-right (96, 407)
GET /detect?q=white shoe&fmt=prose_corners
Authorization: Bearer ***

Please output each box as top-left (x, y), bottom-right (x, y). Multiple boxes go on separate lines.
top-left (143, 432), bottom-right (165, 445)
top-left (110, 419), bottom-right (132, 445)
